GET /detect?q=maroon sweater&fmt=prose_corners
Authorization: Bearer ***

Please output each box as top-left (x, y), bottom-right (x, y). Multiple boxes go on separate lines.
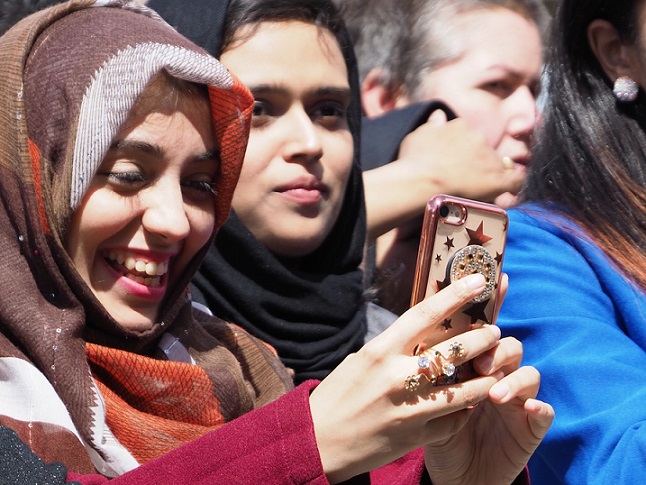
top-left (0, 381), bottom-right (529, 485)
top-left (65, 381), bottom-right (426, 484)
top-left (0, 381), bottom-right (527, 484)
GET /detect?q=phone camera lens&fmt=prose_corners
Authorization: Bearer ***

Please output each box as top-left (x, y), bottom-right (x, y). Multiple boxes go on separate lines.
top-left (439, 205), bottom-right (449, 218)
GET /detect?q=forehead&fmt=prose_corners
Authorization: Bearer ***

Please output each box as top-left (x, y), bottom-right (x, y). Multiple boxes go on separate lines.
top-left (129, 74), bottom-right (209, 118)
top-left (222, 21), bottom-right (349, 86)
top-left (439, 7), bottom-right (542, 74)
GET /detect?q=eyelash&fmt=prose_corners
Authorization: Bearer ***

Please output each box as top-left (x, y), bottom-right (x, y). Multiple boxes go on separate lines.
top-left (485, 80), bottom-right (514, 97)
top-left (105, 171), bottom-right (144, 186)
top-left (251, 100), bottom-right (348, 127)
top-left (312, 103), bottom-right (347, 120)
top-left (183, 180), bottom-right (217, 195)
top-left (103, 172), bottom-right (217, 196)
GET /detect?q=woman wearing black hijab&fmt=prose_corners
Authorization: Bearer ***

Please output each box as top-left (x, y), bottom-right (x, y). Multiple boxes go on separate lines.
top-left (151, 0), bottom-right (392, 383)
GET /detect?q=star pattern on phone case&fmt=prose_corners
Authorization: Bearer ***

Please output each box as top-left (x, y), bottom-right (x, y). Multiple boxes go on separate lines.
top-left (463, 300), bottom-right (491, 325)
top-left (437, 274), bottom-right (451, 291)
top-left (466, 221), bottom-right (493, 246)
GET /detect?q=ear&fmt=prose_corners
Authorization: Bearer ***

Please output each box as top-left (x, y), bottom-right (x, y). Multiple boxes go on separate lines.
top-left (360, 68), bottom-right (403, 118)
top-left (587, 19), bottom-right (640, 82)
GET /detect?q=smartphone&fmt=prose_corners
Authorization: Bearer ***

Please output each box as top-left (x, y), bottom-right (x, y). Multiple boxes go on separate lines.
top-left (410, 195), bottom-right (508, 375)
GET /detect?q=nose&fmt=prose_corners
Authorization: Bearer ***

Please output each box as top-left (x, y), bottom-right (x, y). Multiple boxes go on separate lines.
top-left (282, 107), bottom-right (323, 163)
top-left (141, 183), bottom-right (191, 242)
top-left (506, 85), bottom-right (538, 140)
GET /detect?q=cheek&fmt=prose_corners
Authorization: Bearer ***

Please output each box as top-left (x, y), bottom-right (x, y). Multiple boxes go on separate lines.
top-left (65, 191), bottom-right (116, 268)
top-left (325, 132), bottom-right (354, 205)
top-left (188, 207), bottom-right (216, 249)
top-left (241, 129), bottom-right (274, 177)
top-left (232, 131), bottom-right (273, 199)
top-left (451, 100), bottom-right (507, 150)
top-left (421, 79), bottom-right (507, 150)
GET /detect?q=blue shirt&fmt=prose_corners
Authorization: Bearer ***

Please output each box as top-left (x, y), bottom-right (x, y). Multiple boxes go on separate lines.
top-left (498, 205), bottom-right (646, 484)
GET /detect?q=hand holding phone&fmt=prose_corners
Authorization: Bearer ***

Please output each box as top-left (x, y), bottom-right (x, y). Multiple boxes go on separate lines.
top-left (410, 195), bottom-right (507, 382)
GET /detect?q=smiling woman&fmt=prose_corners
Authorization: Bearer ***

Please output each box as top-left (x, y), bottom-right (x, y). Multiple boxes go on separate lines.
top-left (65, 73), bottom-right (219, 330)
top-left (0, 0), bottom-right (292, 476)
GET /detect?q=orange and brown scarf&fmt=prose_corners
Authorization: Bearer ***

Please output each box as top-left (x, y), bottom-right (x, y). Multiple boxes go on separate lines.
top-left (0, 0), bottom-right (292, 476)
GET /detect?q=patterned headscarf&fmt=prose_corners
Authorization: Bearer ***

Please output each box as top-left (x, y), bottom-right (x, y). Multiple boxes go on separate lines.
top-left (0, 0), bottom-right (291, 476)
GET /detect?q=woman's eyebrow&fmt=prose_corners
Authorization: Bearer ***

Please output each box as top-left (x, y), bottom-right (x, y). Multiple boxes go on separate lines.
top-left (110, 139), bottom-right (164, 158)
top-left (311, 86), bottom-right (352, 101)
top-left (248, 83), bottom-right (351, 101)
top-left (109, 139), bottom-right (219, 163)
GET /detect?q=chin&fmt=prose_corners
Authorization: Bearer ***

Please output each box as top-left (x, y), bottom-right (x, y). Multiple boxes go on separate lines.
top-left (493, 192), bottom-right (518, 208)
top-left (122, 320), bottom-right (156, 332)
top-left (110, 309), bottom-right (157, 332)
top-left (277, 234), bottom-right (328, 258)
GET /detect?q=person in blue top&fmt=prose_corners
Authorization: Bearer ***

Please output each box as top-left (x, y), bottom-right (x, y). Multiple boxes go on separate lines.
top-left (497, 0), bottom-right (646, 483)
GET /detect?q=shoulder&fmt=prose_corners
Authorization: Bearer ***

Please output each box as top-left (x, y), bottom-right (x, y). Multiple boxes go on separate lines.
top-left (501, 203), bottom-right (643, 327)
top-left (506, 203), bottom-right (599, 264)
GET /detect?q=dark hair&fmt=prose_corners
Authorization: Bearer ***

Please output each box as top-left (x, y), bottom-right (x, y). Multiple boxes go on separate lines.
top-left (222, 0), bottom-right (345, 53)
top-left (521, 0), bottom-right (646, 288)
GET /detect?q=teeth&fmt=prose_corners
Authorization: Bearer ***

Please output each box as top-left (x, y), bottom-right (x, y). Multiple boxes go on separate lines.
top-left (124, 273), bottom-right (161, 288)
top-left (125, 257), bottom-right (136, 271)
top-left (145, 261), bottom-right (157, 276)
top-left (146, 277), bottom-right (161, 287)
top-left (106, 250), bottom-right (169, 280)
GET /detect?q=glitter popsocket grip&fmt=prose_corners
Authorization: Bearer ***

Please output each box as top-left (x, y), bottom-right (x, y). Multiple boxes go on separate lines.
top-left (447, 244), bottom-right (497, 303)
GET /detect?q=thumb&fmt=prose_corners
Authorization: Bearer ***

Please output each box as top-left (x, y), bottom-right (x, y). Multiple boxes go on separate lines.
top-left (427, 108), bottom-right (448, 126)
top-left (501, 165), bottom-right (525, 193)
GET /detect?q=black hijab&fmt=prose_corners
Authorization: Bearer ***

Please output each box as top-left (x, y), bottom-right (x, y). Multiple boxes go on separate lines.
top-left (151, 0), bottom-right (367, 383)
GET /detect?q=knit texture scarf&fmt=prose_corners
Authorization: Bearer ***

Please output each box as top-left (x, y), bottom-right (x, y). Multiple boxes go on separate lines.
top-left (0, 0), bottom-right (291, 476)
top-left (151, 0), bottom-right (368, 383)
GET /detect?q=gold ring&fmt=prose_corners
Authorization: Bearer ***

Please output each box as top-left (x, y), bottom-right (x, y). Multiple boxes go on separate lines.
top-left (433, 349), bottom-right (456, 378)
top-left (405, 373), bottom-right (431, 391)
top-left (419, 348), bottom-right (455, 379)
top-left (448, 341), bottom-right (465, 359)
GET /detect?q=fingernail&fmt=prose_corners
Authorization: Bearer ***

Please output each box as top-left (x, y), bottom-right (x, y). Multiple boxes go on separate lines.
top-left (490, 382), bottom-right (510, 400)
top-left (463, 273), bottom-right (486, 291)
top-left (428, 109), bottom-right (446, 125)
top-left (489, 325), bottom-right (501, 339)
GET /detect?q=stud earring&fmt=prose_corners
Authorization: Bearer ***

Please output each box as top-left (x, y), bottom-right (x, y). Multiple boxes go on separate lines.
top-left (613, 76), bottom-right (639, 103)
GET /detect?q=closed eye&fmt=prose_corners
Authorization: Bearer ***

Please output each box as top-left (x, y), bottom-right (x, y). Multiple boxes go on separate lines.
top-left (182, 180), bottom-right (217, 195)
top-left (101, 170), bottom-right (147, 192)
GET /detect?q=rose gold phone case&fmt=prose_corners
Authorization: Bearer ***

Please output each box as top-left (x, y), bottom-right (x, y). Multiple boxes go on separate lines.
top-left (411, 195), bottom-right (508, 339)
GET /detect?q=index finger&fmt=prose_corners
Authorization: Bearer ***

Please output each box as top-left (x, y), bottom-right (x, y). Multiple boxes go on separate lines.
top-left (374, 273), bottom-right (487, 351)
